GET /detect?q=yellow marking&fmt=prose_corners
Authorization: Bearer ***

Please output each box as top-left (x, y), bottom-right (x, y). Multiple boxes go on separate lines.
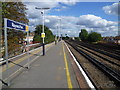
top-left (41, 33), bottom-right (45, 38)
top-left (1, 43), bottom-right (54, 72)
top-left (62, 42), bottom-right (73, 89)
top-left (26, 26), bottom-right (29, 31)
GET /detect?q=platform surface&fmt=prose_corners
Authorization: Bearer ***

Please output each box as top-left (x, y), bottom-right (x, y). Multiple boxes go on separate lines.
top-left (5, 41), bottom-right (79, 88)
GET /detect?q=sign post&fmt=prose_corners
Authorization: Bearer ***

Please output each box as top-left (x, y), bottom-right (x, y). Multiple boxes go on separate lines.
top-left (4, 18), bottom-right (9, 85)
top-left (4, 18), bottom-right (29, 85)
top-left (26, 26), bottom-right (30, 69)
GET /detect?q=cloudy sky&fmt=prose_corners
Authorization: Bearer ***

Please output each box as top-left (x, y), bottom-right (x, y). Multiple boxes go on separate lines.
top-left (24, 0), bottom-right (119, 37)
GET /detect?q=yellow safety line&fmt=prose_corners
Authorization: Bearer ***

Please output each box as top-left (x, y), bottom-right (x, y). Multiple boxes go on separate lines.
top-left (1, 43), bottom-right (54, 72)
top-left (62, 41), bottom-right (73, 89)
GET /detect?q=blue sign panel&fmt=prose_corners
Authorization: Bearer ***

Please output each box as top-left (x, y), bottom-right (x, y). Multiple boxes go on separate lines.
top-left (7, 19), bottom-right (26, 31)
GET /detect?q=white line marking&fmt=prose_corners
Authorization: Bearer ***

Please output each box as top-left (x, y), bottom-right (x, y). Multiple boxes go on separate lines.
top-left (64, 41), bottom-right (95, 89)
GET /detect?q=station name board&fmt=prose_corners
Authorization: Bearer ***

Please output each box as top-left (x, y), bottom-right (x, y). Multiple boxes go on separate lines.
top-left (6, 19), bottom-right (28, 31)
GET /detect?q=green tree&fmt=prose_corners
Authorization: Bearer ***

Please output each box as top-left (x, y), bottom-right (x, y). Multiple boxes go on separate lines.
top-left (45, 28), bottom-right (55, 43)
top-left (33, 25), bottom-right (42, 43)
top-left (2, 2), bottom-right (29, 23)
top-left (79, 29), bottom-right (88, 41)
top-left (87, 32), bottom-right (102, 42)
top-left (33, 25), bottom-right (54, 44)
top-left (2, 2), bottom-right (29, 57)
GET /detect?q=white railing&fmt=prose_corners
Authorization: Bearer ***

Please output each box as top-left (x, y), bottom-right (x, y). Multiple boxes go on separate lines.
top-left (0, 43), bottom-right (41, 65)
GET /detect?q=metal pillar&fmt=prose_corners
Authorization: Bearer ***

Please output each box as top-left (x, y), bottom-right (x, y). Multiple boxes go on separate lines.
top-left (4, 18), bottom-right (10, 85)
top-left (27, 31), bottom-right (30, 68)
top-left (42, 10), bottom-right (45, 56)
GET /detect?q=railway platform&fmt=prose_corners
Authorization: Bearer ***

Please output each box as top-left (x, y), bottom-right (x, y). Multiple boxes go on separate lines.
top-left (2, 41), bottom-right (88, 88)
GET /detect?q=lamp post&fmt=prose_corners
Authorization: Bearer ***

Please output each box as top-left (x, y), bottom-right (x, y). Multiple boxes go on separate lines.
top-left (57, 17), bottom-right (61, 41)
top-left (35, 7), bottom-right (50, 56)
top-left (59, 18), bottom-right (62, 40)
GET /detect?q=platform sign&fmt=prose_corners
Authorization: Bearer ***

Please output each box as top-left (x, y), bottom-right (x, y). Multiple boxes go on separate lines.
top-left (4, 18), bottom-right (29, 85)
top-left (6, 19), bottom-right (28, 31)
top-left (41, 33), bottom-right (45, 38)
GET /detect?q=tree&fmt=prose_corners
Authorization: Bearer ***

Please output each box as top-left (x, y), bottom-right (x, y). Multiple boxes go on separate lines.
top-left (87, 32), bottom-right (102, 42)
top-left (33, 25), bottom-right (55, 44)
top-left (33, 25), bottom-right (42, 43)
top-left (45, 28), bottom-right (55, 43)
top-left (79, 29), bottom-right (88, 41)
top-left (2, 2), bottom-right (29, 24)
top-left (2, 2), bottom-right (29, 57)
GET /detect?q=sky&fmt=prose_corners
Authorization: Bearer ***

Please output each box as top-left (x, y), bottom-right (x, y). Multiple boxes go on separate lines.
top-left (24, 0), bottom-right (119, 37)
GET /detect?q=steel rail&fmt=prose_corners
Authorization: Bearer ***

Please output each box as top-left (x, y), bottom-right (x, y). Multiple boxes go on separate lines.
top-left (66, 41), bottom-right (120, 86)
top-left (73, 41), bottom-right (120, 61)
top-left (76, 44), bottom-right (120, 67)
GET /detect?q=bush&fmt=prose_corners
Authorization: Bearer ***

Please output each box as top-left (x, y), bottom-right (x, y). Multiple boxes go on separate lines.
top-left (87, 32), bottom-right (102, 42)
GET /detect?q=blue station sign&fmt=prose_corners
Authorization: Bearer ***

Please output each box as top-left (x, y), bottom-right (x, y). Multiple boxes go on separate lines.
top-left (6, 19), bottom-right (28, 31)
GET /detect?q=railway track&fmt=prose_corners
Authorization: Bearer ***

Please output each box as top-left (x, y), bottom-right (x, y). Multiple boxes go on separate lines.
top-left (76, 41), bottom-right (120, 55)
top-left (66, 40), bottom-right (120, 87)
top-left (76, 44), bottom-right (120, 67)
top-left (95, 43), bottom-right (120, 55)
top-left (72, 40), bottom-right (120, 61)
